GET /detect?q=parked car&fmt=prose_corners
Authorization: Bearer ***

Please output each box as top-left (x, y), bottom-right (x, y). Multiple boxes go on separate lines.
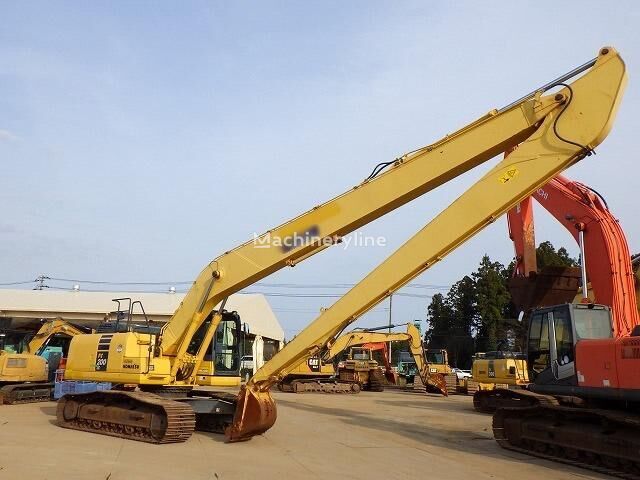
top-left (451, 367), bottom-right (472, 380)
top-left (240, 355), bottom-right (254, 371)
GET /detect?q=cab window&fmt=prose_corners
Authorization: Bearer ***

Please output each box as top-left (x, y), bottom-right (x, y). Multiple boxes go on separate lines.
top-left (553, 308), bottom-right (574, 365)
top-left (528, 313), bottom-right (550, 378)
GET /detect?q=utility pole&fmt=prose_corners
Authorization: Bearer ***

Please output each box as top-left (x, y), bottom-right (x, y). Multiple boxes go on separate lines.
top-left (388, 294), bottom-right (393, 365)
top-left (34, 275), bottom-right (49, 290)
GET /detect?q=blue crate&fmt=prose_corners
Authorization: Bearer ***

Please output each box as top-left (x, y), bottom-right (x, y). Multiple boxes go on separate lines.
top-left (53, 383), bottom-right (63, 399)
top-left (75, 382), bottom-right (99, 394)
top-left (53, 380), bottom-right (111, 399)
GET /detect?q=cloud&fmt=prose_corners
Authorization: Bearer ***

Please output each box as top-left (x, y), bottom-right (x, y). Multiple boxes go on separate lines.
top-left (0, 129), bottom-right (19, 142)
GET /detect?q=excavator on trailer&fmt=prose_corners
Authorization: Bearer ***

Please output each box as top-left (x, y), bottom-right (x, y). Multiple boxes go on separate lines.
top-left (0, 318), bottom-right (91, 404)
top-left (56, 47), bottom-right (626, 451)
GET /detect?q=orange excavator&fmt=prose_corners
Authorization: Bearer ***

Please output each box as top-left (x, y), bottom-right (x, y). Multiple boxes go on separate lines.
top-left (474, 172), bottom-right (637, 411)
top-left (474, 171), bottom-right (640, 476)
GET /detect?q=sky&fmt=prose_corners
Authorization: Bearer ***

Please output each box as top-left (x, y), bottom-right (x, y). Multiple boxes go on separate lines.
top-left (1, 1), bottom-right (639, 339)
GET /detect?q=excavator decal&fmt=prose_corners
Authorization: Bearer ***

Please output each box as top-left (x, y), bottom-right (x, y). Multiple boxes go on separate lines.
top-left (95, 334), bottom-right (112, 371)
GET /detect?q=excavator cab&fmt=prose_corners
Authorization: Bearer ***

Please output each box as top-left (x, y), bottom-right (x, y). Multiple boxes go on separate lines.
top-left (350, 347), bottom-right (373, 361)
top-left (0, 329), bottom-right (49, 389)
top-left (425, 349), bottom-right (451, 374)
top-left (526, 303), bottom-right (613, 384)
top-left (196, 310), bottom-right (243, 386)
top-left (0, 330), bottom-right (31, 354)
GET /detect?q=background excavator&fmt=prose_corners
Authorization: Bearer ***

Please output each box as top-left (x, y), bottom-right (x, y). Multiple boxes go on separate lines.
top-left (334, 324), bottom-right (444, 393)
top-left (278, 327), bottom-right (417, 393)
top-left (55, 48), bottom-right (625, 453)
top-left (0, 318), bottom-right (91, 404)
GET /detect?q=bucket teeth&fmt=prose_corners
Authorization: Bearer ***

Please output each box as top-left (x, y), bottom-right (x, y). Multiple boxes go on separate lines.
top-left (225, 386), bottom-right (277, 442)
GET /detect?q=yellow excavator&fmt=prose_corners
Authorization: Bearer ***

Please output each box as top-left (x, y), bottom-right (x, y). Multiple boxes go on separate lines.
top-left (469, 350), bottom-right (529, 395)
top-left (0, 318), bottom-right (90, 404)
top-left (279, 323), bottom-right (439, 394)
top-left (56, 47), bottom-right (625, 448)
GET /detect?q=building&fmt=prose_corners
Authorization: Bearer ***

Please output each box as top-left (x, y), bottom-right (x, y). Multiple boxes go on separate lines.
top-left (0, 288), bottom-right (284, 363)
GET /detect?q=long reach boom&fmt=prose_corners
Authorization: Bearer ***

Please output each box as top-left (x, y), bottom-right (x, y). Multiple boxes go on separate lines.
top-left (58, 47), bottom-right (626, 445)
top-left (227, 47), bottom-right (626, 441)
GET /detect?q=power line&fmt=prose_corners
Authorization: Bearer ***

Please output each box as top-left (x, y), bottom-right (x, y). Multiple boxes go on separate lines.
top-left (48, 276), bottom-right (193, 286)
top-left (1, 275), bottom-right (440, 300)
top-left (33, 276), bottom-right (451, 290)
top-left (0, 280), bottom-right (35, 286)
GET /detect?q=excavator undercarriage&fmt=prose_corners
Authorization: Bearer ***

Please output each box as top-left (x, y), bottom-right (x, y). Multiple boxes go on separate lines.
top-left (494, 403), bottom-right (640, 479)
top-left (0, 382), bottom-right (54, 404)
top-left (56, 388), bottom-right (242, 443)
top-left (278, 377), bottom-right (360, 394)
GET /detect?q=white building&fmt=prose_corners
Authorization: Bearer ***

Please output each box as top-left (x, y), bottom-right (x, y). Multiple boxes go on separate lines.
top-left (0, 288), bottom-right (284, 360)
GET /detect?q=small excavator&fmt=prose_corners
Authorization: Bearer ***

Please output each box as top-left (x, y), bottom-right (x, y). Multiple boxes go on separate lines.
top-left (56, 46), bottom-right (627, 464)
top-left (278, 327), bottom-right (415, 393)
top-left (278, 323), bottom-right (440, 393)
top-left (0, 318), bottom-right (90, 404)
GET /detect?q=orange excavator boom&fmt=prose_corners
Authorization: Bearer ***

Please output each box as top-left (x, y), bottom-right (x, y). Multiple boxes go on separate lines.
top-left (508, 174), bottom-right (638, 336)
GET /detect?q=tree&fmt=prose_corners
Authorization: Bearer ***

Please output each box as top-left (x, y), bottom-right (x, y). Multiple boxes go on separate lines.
top-left (473, 255), bottom-right (510, 352)
top-left (425, 293), bottom-right (452, 349)
top-left (536, 240), bottom-right (579, 268)
top-left (447, 276), bottom-right (477, 338)
top-left (423, 241), bottom-right (576, 367)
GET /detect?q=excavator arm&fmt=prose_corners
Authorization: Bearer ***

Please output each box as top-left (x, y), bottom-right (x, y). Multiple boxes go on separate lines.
top-left (27, 318), bottom-right (90, 355)
top-left (324, 324), bottom-right (445, 392)
top-left (227, 47), bottom-right (626, 441)
top-left (325, 329), bottom-right (417, 361)
top-left (404, 324), bottom-right (447, 394)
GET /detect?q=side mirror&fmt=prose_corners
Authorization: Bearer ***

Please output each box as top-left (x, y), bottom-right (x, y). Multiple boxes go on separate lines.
top-left (517, 311), bottom-right (525, 323)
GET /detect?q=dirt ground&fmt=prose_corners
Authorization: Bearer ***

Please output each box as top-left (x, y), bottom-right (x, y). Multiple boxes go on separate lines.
top-left (0, 388), bottom-right (610, 480)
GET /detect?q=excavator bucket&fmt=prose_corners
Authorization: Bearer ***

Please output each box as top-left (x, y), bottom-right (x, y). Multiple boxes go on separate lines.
top-left (225, 385), bottom-right (277, 442)
top-left (509, 266), bottom-right (581, 312)
top-left (427, 373), bottom-right (448, 397)
top-left (384, 369), bottom-right (398, 385)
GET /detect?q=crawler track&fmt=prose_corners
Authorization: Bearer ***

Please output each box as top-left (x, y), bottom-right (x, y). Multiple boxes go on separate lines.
top-left (365, 369), bottom-right (385, 392)
top-left (56, 390), bottom-right (195, 443)
top-left (0, 383), bottom-right (53, 404)
top-left (493, 404), bottom-right (640, 480)
top-left (473, 388), bottom-right (557, 413)
top-left (278, 378), bottom-right (361, 394)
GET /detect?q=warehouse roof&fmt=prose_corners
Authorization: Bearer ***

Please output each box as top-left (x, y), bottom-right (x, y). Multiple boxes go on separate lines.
top-left (0, 289), bottom-right (283, 341)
